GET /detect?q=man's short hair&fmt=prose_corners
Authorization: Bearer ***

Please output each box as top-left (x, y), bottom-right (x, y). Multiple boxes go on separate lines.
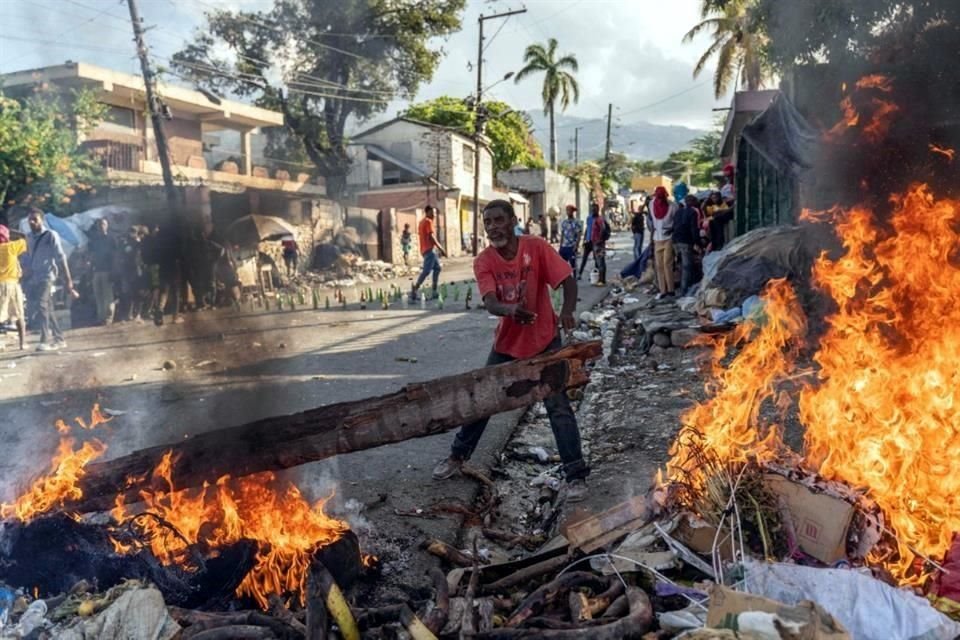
top-left (424, 205), bottom-right (436, 214)
top-left (483, 199), bottom-right (515, 218)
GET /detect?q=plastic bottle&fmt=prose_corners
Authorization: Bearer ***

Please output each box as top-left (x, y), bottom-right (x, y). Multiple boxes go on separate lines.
top-left (465, 287), bottom-right (473, 310)
top-left (437, 292), bottom-right (445, 310)
top-left (419, 291), bottom-right (427, 309)
top-left (324, 296), bottom-right (331, 310)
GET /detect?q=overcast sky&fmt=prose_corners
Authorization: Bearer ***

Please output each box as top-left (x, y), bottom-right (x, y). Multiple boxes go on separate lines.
top-left (0, 0), bottom-right (730, 130)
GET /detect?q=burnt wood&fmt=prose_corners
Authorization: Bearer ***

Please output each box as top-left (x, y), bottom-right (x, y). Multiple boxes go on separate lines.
top-left (67, 341), bottom-right (601, 513)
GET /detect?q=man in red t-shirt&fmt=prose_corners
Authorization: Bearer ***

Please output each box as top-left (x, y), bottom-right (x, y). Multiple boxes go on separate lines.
top-left (432, 199), bottom-right (589, 501)
top-left (411, 206), bottom-right (446, 299)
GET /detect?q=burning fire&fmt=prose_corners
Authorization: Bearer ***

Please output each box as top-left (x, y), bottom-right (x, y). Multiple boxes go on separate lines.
top-left (0, 437), bottom-right (107, 522)
top-left (110, 452), bottom-right (350, 609)
top-left (825, 74), bottom-right (900, 144)
top-left (668, 186), bottom-right (960, 584)
top-left (1, 406), bottom-right (112, 522)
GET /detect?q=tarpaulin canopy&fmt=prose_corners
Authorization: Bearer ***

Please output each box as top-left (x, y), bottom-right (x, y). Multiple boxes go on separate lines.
top-left (735, 92), bottom-right (818, 236)
top-left (226, 214), bottom-right (297, 248)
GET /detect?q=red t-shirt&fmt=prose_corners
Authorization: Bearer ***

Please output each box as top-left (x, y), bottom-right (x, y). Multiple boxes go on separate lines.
top-left (418, 217), bottom-right (435, 254)
top-left (474, 236), bottom-right (572, 359)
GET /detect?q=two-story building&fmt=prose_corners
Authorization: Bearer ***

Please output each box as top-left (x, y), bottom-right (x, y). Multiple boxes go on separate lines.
top-left (345, 117), bottom-right (519, 256)
top-left (0, 62), bottom-right (334, 250)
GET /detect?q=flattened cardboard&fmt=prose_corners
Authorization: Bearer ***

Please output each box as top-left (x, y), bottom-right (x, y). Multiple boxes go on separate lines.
top-left (764, 473), bottom-right (854, 564)
top-left (707, 585), bottom-right (850, 640)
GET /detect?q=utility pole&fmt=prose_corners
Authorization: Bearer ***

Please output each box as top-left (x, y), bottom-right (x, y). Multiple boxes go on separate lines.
top-left (574, 126), bottom-right (582, 215)
top-left (471, 7), bottom-right (526, 256)
top-left (604, 103), bottom-right (613, 164)
top-left (127, 0), bottom-right (177, 207)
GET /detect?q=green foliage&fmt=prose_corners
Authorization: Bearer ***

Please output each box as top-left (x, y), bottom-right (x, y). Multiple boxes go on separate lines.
top-left (659, 129), bottom-right (723, 186)
top-left (514, 38), bottom-right (579, 169)
top-left (684, 0), bottom-right (771, 98)
top-left (563, 160), bottom-right (604, 202)
top-left (0, 87), bottom-right (104, 213)
top-left (172, 0), bottom-right (466, 196)
top-left (752, 0), bottom-right (960, 70)
top-left (403, 96), bottom-right (544, 173)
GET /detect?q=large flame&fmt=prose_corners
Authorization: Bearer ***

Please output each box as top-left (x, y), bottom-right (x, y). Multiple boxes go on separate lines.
top-left (666, 278), bottom-right (806, 492)
top-left (0, 438), bottom-right (107, 522)
top-left (111, 452), bottom-right (350, 609)
top-left (1, 406), bottom-right (112, 522)
top-left (800, 185), bottom-right (960, 582)
top-left (825, 74), bottom-right (900, 144)
top-left (668, 187), bottom-right (960, 583)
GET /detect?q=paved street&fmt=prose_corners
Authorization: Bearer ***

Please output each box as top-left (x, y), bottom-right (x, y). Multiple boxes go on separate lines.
top-left (0, 234), bottom-right (631, 597)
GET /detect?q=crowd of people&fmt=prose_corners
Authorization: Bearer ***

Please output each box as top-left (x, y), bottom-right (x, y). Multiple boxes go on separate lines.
top-left (0, 207), bottom-right (248, 352)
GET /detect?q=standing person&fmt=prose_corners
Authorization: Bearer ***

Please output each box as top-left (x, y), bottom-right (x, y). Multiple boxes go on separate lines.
top-left (0, 224), bottom-right (27, 350)
top-left (591, 208), bottom-right (610, 286)
top-left (411, 206), bottom-right (446, 300)
top-left (400, 224), bottom-right (412, 266)
top-left (151, 224), bottom-right (184, 326)
top-left (650, 187), bottom-right (677, 297)
top-left (577, 203), bottom-right (597, 279)
top-left (548, 207), bottom-right (560, 244)
top-left (281, 236), bottom-right (299, 278)
top-left (22, 208), bottom-right (77, 350)
top-left (672, 195), bottom-right (702, 296)
top-left (431, 199), bottom-right (589, 501)
top-left (119, 227), bottom-right (145, 322)
top-left (630, 206), bottom-right (645, 261)
top-left (87, 217), bottom-right (118, 325)
top-left (704, 191), bottom-right (734, 252)
top-left (558, 204), bottom-right (582, 272)
top-left (673, 180), bottom-right (689, 205)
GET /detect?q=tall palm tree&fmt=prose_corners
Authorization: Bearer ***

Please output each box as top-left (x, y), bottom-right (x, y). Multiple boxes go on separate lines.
top-left (684, 0), bottom-right (768, 99)
top-left (514, 38), bottom-right (579, 170)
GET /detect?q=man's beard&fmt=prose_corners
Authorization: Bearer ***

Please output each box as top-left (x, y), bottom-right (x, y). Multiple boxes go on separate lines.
top-left (489, 236), bottom-right (509, 248)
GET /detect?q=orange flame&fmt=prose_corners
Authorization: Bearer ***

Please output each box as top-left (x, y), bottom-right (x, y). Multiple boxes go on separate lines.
top-left (825, 74), bottom-right (900, 144)
top-left (0, 437), bottom-right (107, 522)
top-left (668, 186), bottom-right (960, 584)
top-left (800, 185), bottom-right (960, 582)
top-left (111, 452), bottom-right (350, 609)
top-left (929, 144), bottom-right (956, 162)
top-left (666, 278), bottom-right (807, 491)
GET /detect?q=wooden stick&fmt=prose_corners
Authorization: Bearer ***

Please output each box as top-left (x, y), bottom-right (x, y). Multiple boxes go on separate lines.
top-left (421, 567), bottom-right (449, 635)
top-left (462, 537), bottom-right (481, 638)
top-left (423, 539), bottom-right (480, 568)
top-left (481, 555), bottom-right (569, 594)
top-left (68, 341), bottom-right (601, 513)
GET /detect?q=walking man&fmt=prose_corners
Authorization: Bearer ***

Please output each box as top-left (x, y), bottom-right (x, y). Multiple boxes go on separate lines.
top-left (411, 206), bottom-right (446, 300)
top-left (577, 203), bottom-right (597, 279)
top-left (631, 205), bottom-right (645, 261)
top-left (22, 208), bottom-right (77, 350)
top-left (558, 204), bottom-right (582, 272)
top-left (591, 207), bottom-right (609, 286)
top-left (88, 217), bottom-right (118, 325)
top-left (0, 224), bottom-right (27, 350)
top-left (432, 199), bottom-right (589, 501)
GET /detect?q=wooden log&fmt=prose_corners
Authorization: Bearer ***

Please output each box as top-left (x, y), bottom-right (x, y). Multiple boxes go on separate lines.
top-left (69, 341), bottom-right (601, 513)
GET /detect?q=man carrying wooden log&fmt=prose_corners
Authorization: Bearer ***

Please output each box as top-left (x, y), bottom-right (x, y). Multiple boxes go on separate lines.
top-left (432, 199), bottom-right (590, 501)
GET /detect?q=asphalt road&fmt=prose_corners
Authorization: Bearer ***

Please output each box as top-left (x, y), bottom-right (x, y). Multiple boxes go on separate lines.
top-left (0, 233), bottom-right (632, 600)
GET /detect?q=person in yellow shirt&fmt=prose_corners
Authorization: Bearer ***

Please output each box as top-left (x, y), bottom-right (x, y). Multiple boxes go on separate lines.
top-left (0, 224), bottom-right (27, 350)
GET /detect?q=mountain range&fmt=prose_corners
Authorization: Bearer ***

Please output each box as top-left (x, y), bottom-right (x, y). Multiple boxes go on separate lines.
top-left (525, 112), bottom-right (706, 162)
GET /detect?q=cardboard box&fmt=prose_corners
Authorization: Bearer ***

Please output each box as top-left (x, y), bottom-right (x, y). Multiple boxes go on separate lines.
top-left (675, 514), bottom-right (733, 561)
top-left (707, 585), bottom-right (850, 639)
top-left (764, 473), bottom-right (854, 564)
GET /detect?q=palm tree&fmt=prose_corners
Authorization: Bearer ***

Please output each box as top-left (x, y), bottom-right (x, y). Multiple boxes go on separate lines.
top-left (514, 38), bottom-right (579, 170)
top-left (684, 0), bottom-right (768, 99)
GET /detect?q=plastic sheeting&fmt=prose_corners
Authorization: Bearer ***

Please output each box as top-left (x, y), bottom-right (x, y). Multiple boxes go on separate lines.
top-left (15, 205), bottom-right (129, 258)
top-left (742, 559), bottom-right (960, 640)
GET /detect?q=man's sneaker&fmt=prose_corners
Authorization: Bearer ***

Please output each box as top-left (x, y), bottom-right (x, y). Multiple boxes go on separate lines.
top-left (432, 456), bottom-right (463, 480)
top-left (53, 339), bottom-right (67, 349)
top-left (565, 479), bottom-right (588, 502)
top-left (36, 342), bottom-right (57, 352)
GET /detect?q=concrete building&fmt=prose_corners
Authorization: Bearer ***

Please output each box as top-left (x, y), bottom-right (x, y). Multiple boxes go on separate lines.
top-left (346, 117), bottom-right (510, 256)
top-left (496, 167), bottom-right (588, 234)
top-left (0, 62), bottom-right (329, 235)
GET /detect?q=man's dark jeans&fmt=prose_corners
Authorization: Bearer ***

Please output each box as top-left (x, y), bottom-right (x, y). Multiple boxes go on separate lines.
top-left (450, 335), bottom-right (589, 481)
top-left (26, 281), bottom-right (63, 344)
top-left (558, 245), bottom-right (577, 273)
top-left (675, 242), bottom-right (694, 295)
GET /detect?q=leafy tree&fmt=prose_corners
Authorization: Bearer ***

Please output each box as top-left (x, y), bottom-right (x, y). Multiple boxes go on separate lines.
top-left (659, 130), bottom-right (722, 186)
top-left (172, 0), bottom-right (466, 198)
top-left (514, 38), bottom-right (579, 170)
top-left (684, 0), bottom-right (770, 98)
top-left (752, 0), bottom-right (960, 70)
top-left (403, 96), bottom-right (544, 174)
top-left (563, 160), bottom-right (604, 203)
top-left (0, 87), bottom-right (104, 215)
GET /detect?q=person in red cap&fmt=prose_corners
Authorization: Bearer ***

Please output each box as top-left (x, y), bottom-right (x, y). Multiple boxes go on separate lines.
top-left (0, 223), bottom-right (27, 350)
